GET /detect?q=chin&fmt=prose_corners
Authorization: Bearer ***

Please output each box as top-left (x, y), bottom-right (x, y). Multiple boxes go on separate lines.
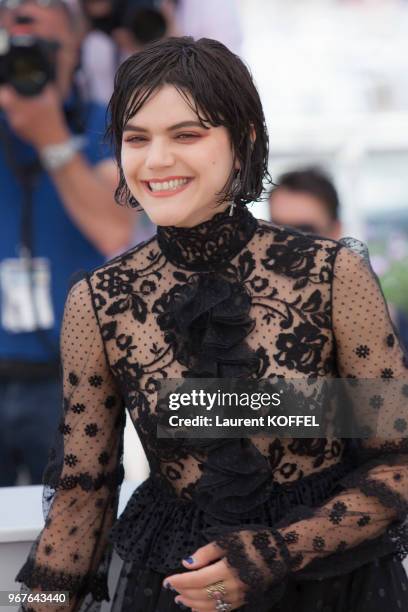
top-left (141, 203), bottom-right (195, 228)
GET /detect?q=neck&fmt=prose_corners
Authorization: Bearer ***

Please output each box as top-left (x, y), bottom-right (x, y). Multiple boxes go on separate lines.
top-left (157, 204), bottom-right (258, 272)
top-left (165, 202), bottom-right (234, 229)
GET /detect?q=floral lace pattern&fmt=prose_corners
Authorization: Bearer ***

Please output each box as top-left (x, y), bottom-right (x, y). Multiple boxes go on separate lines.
top-left (16, 206), bottom-right (408, 610)
top-left (156, 204), bottom-right (258, 272)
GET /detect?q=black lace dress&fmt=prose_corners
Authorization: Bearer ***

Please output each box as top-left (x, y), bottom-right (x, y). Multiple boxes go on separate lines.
top-left (16, 205), bottom-right (408, 612)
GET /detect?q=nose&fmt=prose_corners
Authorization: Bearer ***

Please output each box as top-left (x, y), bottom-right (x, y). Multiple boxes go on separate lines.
top-left (145, 138), bottom-right (175, 170)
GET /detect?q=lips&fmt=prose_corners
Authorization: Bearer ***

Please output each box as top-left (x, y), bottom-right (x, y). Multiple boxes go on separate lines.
top-left (142, 176), bottom-right (193, 195)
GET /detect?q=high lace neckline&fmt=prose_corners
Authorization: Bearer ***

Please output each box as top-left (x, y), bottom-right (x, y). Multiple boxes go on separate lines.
top-left (156, 204), bottom-right (258, 271)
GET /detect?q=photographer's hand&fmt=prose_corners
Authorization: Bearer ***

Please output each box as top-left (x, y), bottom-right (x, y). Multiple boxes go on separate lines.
top-left (0, 83), bottom-right (69, 148)
top-left (0, 83), bottom-right (135, 256)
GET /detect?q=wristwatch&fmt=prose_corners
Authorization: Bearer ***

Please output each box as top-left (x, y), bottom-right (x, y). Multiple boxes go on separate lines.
top-left (40, 136), bottom-right (87, 171)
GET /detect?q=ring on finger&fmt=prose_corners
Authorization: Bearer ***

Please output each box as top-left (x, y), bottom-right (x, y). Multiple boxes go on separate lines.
top-left (215, 599), bottom-right (233, 612)
top-left (205, 580), bottom-right (226, 600)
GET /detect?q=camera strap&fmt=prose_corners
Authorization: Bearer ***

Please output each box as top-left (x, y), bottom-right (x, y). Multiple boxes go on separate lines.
top-left (0, 82), bottom-right (88, 361)
top-left (0, 120), bottom-right (59, 358)
top-left (0, 116), bottom-right (42, 253)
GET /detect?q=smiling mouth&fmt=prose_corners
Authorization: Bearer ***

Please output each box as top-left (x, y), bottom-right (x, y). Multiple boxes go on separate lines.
top-left (144, 177), bottom-right (192, 193)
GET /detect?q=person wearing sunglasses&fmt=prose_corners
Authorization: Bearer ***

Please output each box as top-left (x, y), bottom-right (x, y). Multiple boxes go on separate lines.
top-left (268, 167), bottom-right (341, 240)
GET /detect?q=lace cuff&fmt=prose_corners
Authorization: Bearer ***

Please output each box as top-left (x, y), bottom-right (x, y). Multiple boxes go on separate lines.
top-left (214, 528), bottom-right (290, 608)
top-left (208, 439), bottom-right (408, 607)
top-left (16, 559), bottom-right (110, 602)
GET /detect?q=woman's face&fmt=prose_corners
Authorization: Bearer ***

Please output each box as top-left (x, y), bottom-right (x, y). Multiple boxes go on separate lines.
top-left (121, 85), bottom-right (237, 227)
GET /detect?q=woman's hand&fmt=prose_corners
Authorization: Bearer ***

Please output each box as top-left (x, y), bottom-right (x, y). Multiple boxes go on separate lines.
top-left (163, 542), bottom-right (248, 611)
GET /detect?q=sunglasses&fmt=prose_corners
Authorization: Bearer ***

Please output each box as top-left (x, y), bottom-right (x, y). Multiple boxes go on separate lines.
top-left (0, 0), bottom-right (64, 9)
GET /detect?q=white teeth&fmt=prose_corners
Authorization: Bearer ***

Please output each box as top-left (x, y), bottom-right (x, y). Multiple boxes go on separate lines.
top-left (148, 178), bottom-right (189, 192)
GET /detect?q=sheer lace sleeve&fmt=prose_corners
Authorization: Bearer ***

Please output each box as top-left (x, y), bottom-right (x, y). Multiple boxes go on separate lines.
top-left (211, 242), bottom-right (408, 607)
top-left (15, 277), bottom-right (125, 611)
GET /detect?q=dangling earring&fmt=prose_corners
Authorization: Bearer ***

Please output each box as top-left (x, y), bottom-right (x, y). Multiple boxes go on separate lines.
top-left (116, 172), bottom-right (142, 210)
top-left (229, 170), bottom-right (241, 216)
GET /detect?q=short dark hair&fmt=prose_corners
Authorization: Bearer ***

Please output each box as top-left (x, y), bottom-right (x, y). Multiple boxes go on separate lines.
top-left (107, 36), bottom-right (271, 209)
top-left (269, 167), bottom-right (340, 221)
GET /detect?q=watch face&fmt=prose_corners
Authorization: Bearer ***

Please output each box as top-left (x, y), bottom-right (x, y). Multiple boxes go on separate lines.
top-left (41, 136), bottom-right (86, 170)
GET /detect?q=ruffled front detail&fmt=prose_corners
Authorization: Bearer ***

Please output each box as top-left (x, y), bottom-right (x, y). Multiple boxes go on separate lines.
top-left (153, 272), bottom-right (259, 377)
top-left (193, 439), bottom-right (272, 520)
top-left (109, 460), bottom-right (354, 573)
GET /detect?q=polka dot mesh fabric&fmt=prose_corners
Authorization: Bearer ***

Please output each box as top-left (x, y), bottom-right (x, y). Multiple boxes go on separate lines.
top-left (16, 205), bottom-right (408, 611)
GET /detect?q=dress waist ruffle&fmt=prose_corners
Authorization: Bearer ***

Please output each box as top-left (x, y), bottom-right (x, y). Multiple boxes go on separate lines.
top-left (109, 459), bottom-right (354, 573)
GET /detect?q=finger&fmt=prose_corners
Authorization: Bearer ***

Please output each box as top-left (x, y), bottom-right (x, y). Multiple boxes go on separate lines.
top-left (175, 593), bottom-right (246, 612)
top-left (181, 541), bottom-right (224, 570)
top-left (174, 595), bottom-right (215, 611)
top-left (172, 577), bottom-right (241, 602)
top-left (0, 85), bottom-right (17, 109)
top-left (166, 558), bottom-right (229, 591)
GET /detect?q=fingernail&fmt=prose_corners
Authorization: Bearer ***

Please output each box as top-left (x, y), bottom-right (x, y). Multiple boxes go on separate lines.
top-left (175, 601), bottom-right (189, 610)
top-left (163, 582), bottom-right (177, 593)
top-left (183, 556), bottom-right (195, 564)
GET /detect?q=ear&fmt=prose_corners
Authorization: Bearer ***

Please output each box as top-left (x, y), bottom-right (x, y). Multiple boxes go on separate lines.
top-left (233, 124), bottom-right (256, 171)
top-left (250, 124), bottom-right (256, 146)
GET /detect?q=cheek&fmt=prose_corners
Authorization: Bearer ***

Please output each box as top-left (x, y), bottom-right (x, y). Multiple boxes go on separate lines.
top-left (195, 143), bottom-right (233, 187)
top-left (121, 147), bottom-right (141, 182)
top-left (209, 155), bottom-right (233, 188)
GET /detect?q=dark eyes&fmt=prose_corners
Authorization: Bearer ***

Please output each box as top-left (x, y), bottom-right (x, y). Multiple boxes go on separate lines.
top-left (124, 133), bottom-right (200, 144)
top-left (176, 133), bottom-right (200, 140)
top-left (124, 136), bottom-right (145, 143)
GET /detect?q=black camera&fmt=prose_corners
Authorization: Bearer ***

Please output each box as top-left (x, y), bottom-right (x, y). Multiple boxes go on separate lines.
top-left (0, 25), bottom-right (57, 96)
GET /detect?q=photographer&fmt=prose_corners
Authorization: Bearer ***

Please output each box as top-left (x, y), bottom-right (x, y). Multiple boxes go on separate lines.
top-left (80, 0), bottom-right (243, 105)
top-left (268, 167), bottom-right (342, 240)
top-left (0, 0), bottom-right (135, 486)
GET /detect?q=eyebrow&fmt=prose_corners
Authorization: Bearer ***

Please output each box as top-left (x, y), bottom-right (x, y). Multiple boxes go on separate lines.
top-left (123, 120), bottom-right (207, 133)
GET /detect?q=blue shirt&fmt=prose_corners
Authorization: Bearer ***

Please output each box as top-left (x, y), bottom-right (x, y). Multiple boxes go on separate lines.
top-left (0, 97), bottom-right (112, 362)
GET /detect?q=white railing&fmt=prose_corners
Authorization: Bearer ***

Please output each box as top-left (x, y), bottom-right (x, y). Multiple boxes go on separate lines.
top-left (0, 482), bottom-right (138, 612)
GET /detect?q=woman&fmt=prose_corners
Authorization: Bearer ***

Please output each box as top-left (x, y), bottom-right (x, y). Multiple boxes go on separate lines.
top-left (17, 37), bottom-right (408, 612)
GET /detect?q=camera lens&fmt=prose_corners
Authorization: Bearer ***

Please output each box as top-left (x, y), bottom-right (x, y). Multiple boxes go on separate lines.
top-left (9, 49), bottom-right (48, 95)
top-left (7, 37), bottom-right (55, 95)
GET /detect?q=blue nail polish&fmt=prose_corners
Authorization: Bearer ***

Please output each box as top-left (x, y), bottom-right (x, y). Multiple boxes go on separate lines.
top-left (163, 581), bottom-right (171, 590)
top-left (183, 556), bottom-right (194, 564)
top-left (176, 603), bottom-right (188, 610)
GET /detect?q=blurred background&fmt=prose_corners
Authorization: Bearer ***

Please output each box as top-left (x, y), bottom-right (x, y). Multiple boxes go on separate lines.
top-left (242, 0), bottom-right (408, 316)
top-left (1, 0), bottom-right (407, 486)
